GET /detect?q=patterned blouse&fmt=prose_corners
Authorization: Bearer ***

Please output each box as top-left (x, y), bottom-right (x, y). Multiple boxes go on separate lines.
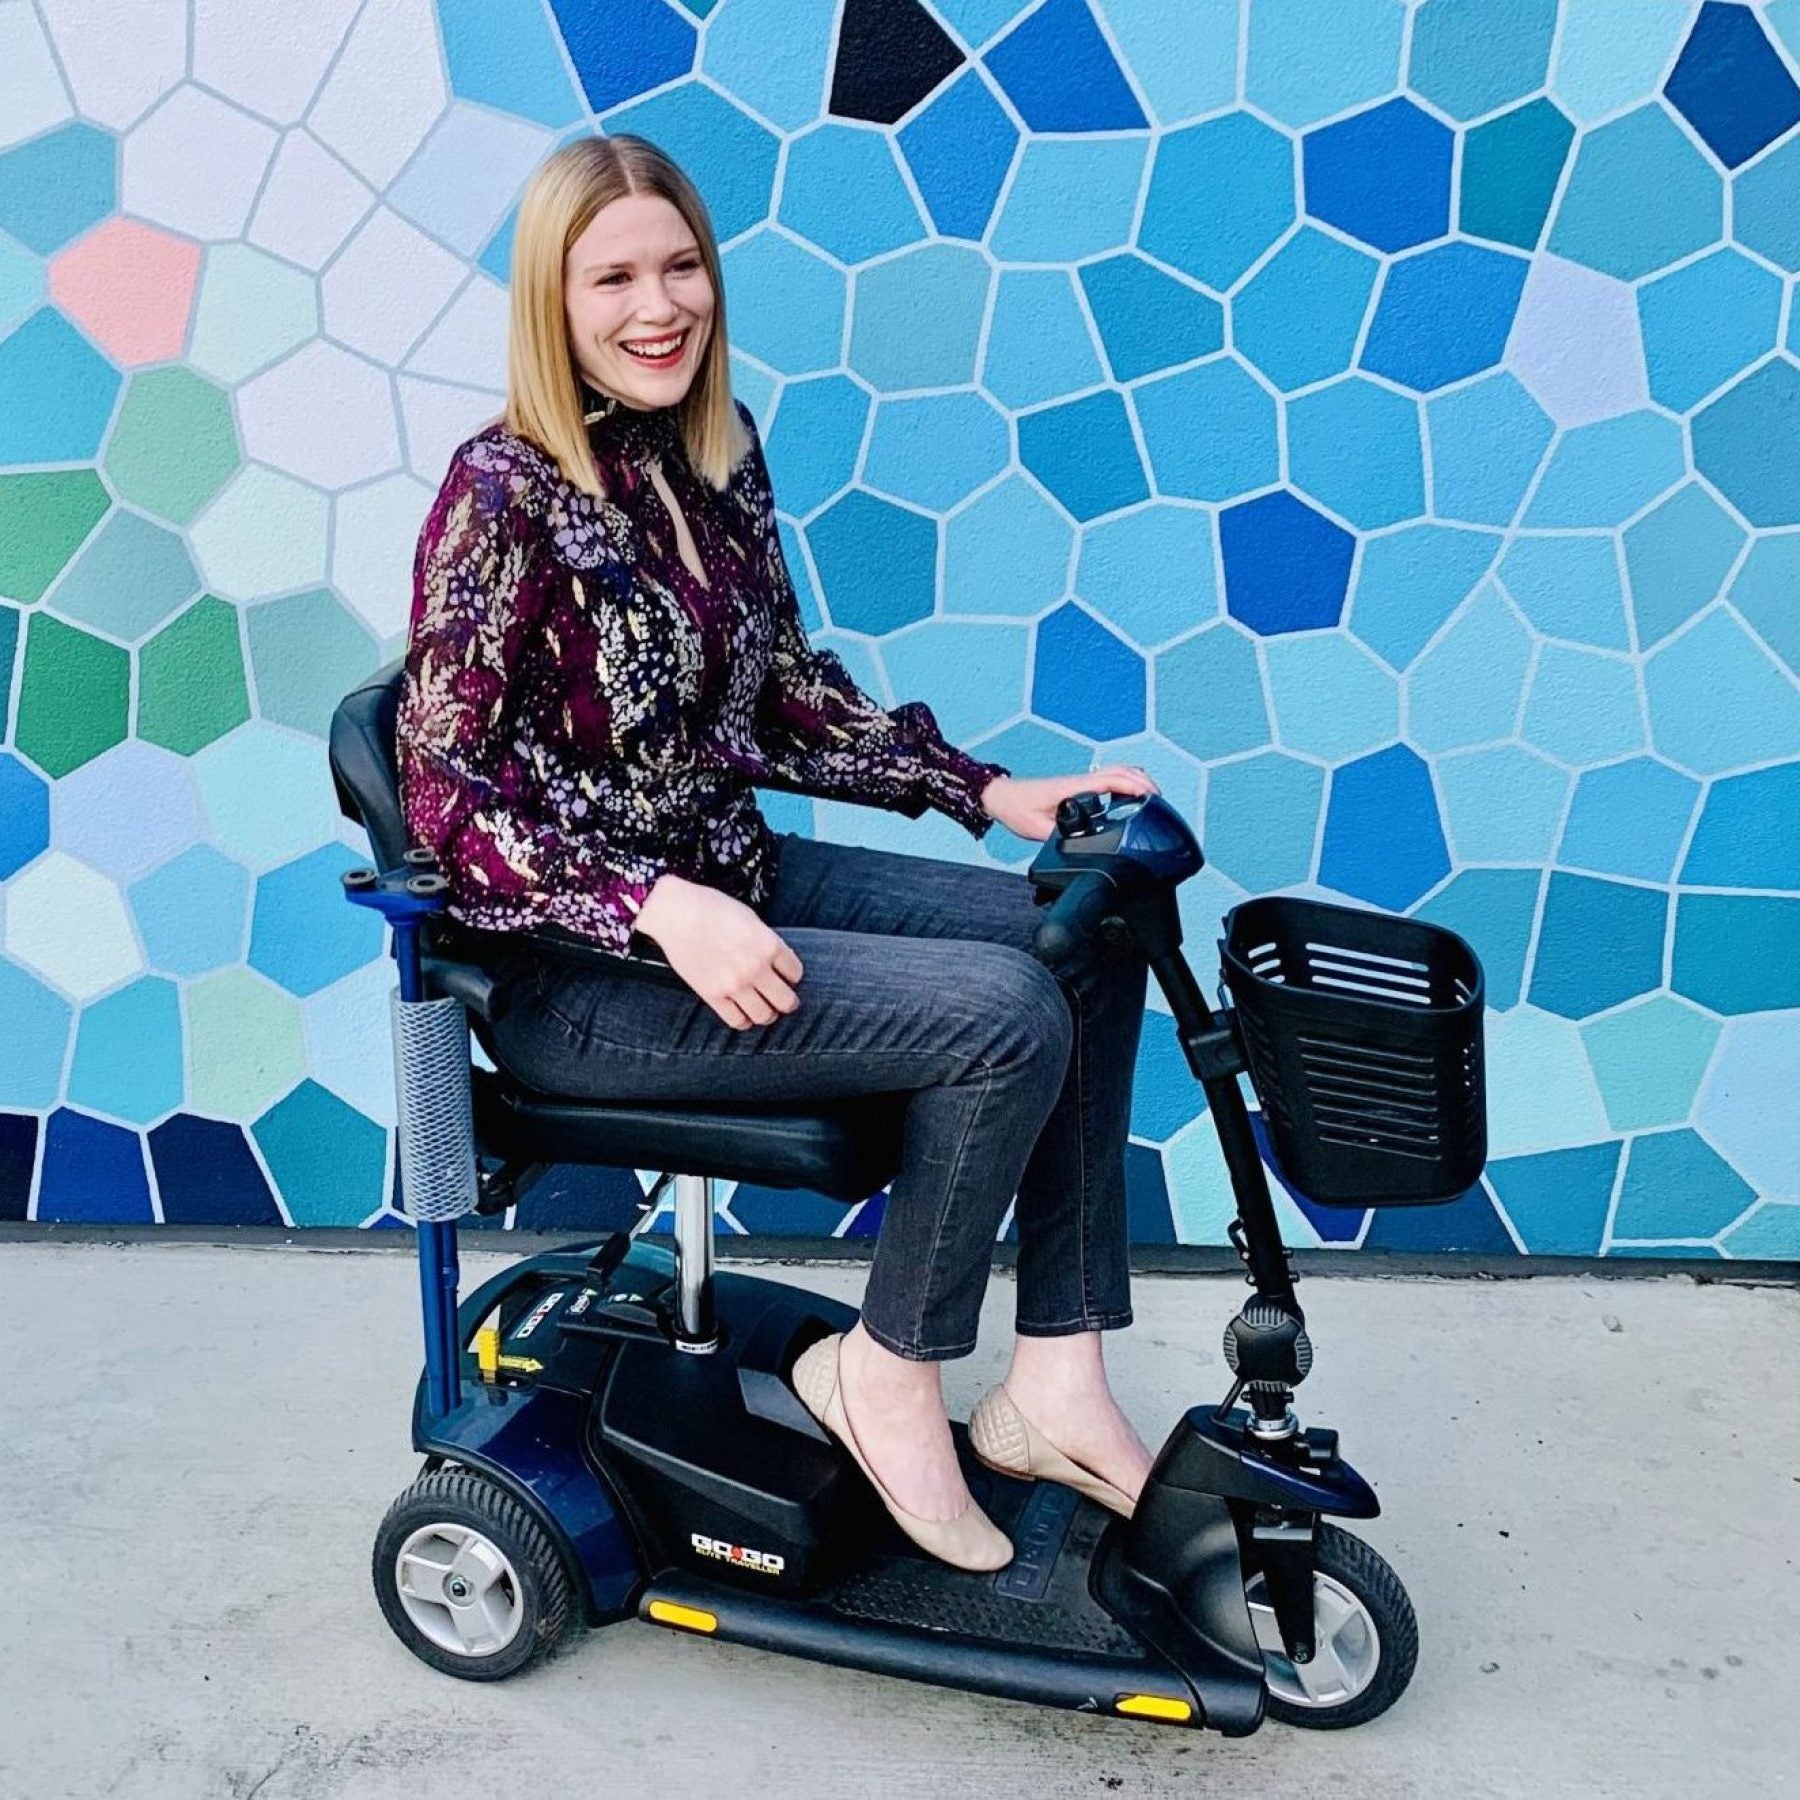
top-left (397, 393), bottom-right (1009, 957)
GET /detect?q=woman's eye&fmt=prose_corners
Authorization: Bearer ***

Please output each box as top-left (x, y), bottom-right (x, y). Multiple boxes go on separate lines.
top-left (598, 272), bottom-right (629, 287)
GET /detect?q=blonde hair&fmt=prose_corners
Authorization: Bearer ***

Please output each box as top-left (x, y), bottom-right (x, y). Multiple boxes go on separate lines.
top-left (504, 134), bottom-right (747, 493)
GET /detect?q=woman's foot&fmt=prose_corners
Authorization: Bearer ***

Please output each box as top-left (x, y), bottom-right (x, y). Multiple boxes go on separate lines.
top-left (992, 1331), bottom-right (1155, 1509)
top-left (835, 1322), bottom-right (974, 1521)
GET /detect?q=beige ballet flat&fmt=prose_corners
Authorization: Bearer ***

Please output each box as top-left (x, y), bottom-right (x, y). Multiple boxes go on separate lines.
top-left (968, 1383), bottom-right (1140, 1519)
top-left (790, 1334), bottom-right (1013, 1574)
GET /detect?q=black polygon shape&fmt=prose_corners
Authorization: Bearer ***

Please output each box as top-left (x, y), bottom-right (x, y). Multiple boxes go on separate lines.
top-left (830, 0), bottom-right (965, 125)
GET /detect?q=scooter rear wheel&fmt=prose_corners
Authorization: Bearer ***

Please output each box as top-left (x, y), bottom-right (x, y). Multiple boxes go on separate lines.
top-left (1247, 1524), bottom-right (1418, 1729)
top-left (373, 1466), bottom-right (575, 1680)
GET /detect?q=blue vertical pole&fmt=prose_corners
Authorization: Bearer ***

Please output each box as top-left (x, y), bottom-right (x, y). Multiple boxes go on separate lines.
top-left (393, 916), bottom-right (463, 1418)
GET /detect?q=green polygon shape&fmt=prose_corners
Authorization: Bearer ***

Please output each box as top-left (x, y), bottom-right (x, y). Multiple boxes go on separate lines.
top-left (138, 596), bottom-right (251, 755)
top-left (15, 613), bottom-right (129, 777)
top-left (246, 588), bottom-right (380, 737)
top-left (104, 369), bottom-right (241, 526)
top-left (0, 470), bottom-right (109, 604)
top-left (1580, 996), bottom-right (1722, 1134)
top-left (187, 968), bottom-right (308, 1121)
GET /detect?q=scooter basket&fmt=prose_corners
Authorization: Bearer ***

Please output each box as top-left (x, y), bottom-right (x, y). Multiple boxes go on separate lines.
top-left (1221, 897), bottom-right (1486, 1207)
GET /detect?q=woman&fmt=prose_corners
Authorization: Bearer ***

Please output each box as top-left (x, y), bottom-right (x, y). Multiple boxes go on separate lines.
top-left (398, 136), bottom-right (1159, 1574)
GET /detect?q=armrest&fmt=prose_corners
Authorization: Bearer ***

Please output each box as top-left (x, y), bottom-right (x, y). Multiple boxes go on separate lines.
top-left (420, 918), bottom-right (687, 1020)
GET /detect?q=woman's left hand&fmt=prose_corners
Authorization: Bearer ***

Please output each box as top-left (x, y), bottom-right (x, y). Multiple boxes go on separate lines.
top-left (978, 766), bottom-right (1159, 842)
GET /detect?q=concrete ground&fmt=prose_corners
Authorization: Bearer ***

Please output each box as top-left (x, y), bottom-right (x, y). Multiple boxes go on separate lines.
top-left (4, 1240), bottom-right (1797, 1800)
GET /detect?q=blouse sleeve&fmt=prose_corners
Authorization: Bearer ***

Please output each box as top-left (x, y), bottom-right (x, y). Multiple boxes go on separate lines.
top-left (741, 414), bottom-right (1009, 837)
top-left (399, 446), bottom-right (666, 956)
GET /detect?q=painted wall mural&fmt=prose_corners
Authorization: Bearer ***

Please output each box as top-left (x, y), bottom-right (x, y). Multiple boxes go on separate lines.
top-left (1, 0), bottom-right (1797, 1258)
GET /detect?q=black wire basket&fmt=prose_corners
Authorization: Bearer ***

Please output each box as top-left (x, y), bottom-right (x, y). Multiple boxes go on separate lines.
top-left (1220, 896), bottom-right (1487, 1208)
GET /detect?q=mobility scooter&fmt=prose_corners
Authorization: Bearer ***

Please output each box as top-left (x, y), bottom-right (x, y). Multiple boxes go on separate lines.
top-left (330, 666), bottom-right (1486, 1734)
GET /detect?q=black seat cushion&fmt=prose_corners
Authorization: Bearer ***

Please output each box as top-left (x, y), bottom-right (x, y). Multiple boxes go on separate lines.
top-left (329, 665), bottom-right (909, 1203)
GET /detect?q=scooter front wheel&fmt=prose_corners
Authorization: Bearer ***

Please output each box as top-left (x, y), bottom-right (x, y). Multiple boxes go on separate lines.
top-left (373, 1466), bottom-right (575, 1680)
top-left (1246, 1524), bottom-right (1418, 1729)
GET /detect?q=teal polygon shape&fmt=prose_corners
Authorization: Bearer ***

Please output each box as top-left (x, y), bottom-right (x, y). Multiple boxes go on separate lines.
top-left (1525, 412), bottom-right (1686, 529)
top-left (849, 244), bottom-right (989, 391)
top-left (1078, 256), bottom-right (1222, 385)
top-left (1232, 229), bottom-right (1378, 393)
top-left (1077, 505), bottom-right (1218, 649)
top-left (1426, 372), bottom-right (1553, 527)
top-left (1673, 893), bottom-right (1800, 1013)
top-left (1582, 996), bottom-right (1721, 1133)
top-left (67, 977), bottom-right (184, 1125)
top-left (722, 233), bottom-right (846, 375)
top-left (129, 843), bottom-right (251, 977)
top-left (702, 0), bottom-right (839, 130)
top-left (1246, 0), bottom-right (1405, 129)
top-left (863, 394), bottom-right (1008, 512)
top-left (1613, 1130), bottom-right (1755, 1241)
top-left (883, 620), bottom-right (1028, 742)
top-left (779, 125), bottom-right (925, 264)
top-left (1559, 757), bottom-right (1699, 883)
top-left (0, 309), bottom-right (121, 464)
top-left (246, 589), bottom-right (380, 738)
top-left (1523, 645), bottom-right (1644, 766)
top-left (1138, 113), bottom-right (1294, 292)
top-left (1204, 752), bottom-right (1323, 891)
top-left (1437, 746), bottom-right (1569, 863)
top-left (1413, 867), bottom-right (1540, 1010)
top-left (1018, 390), bottom-right (1149, 521)
top-left (249, 844), bottom-right (386, 999)
top-left (0, 122), bottom-right (115, 254)
top-left (0, 231), bottom-right (42, 338)
top-left (1263, 632), bottom-right (1397, 762)
top-left (192, 724), bottom-right (344, 871)
top-left (1645, 607), bottom-right (1800, 774)
top-left (1408, 0), bottom-right (1558, 121)
top-left (1530, 872), bottom-right (1668, 1019)
top-left (1406, 580), bottom-right (1532, 752)
top-left (764, 376), bottom-right (870, 518)
top-left (1497, 535), bottom-right (1628, 650)
top-left (1682, 762), bottom-right (1800, 889)
top-left (1459, 98), bottom-right (1575, 251)
top-left (1637, 249), bottom-right (1783, 412)
top-left (49, 512), bottom-right (200, 644)
top-left (1136, 359), bottom-right (1278, 503)
top-left (0, 955), bottom-right (73, 1109)
top-left (1622, 485), bottom-right (1747, 648)
top-left (1287, 378), bottom-right (1424, 529)
top-left (1547, 104), bottom-right (1723, 282)
top-left (1692, 359), bottom-right (1800, 527)
top-left (943, 477), bottom-right (1072, 617)
top-left (1154, 624), bottom-right (1271, 761)
top-left (1350, 524), bottom-right (1500, 669)
top-left (1486, 1140), bottom-right (1621, 1256)
top-left (807, 491), bottom-right (938, 633)
top-left (988, 136), bottom-right (1147, 263)
top-left (1734, 133), bottom-right (1800, 271)
top-left (438, 0), bottom-right (582, 127)
top-left (982, 269), bottom-right (1104, 409)
top-left (1725, 1203), bottom-right (1800, 1259)
top-left (1731, 534), bottom-right (1800, 675)
top-left (253, 1078), bottom-right (387, 1228)
top-left (606, 83), bottom-right (782, 244)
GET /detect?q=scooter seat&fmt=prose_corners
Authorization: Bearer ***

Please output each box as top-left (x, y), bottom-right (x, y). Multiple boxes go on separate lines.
top-left (473, 1069), bottom-right (904, 1202)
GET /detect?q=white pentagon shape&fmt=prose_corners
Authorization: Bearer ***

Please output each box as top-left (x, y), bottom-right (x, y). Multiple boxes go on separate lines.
top-left (0, 3), bottom-right (74, 151)
top-left (52, 741), bottom-right (202, 883)
top-left (404, 275), bottom-right (509, 389)
top-left (248, 131), bottom-right (375, 273)
top-left (237, 341), bottom-right (402, 489)
top-left (321, 207), bottom-right (467, 365)
top-left (38, 0), bottom-right (183, 130)
top-left (333, 473), bottom-right (437, 639)
top-left (4, 850), bottom-right (144, 1003)
top-left (397, 376), bottom-right (504, 486)
top-left (307, 0), bottom-right (447, 190)
top-left (388, 102), bottom-right (553, 257)
top-left (302, 956), bottom-right (397, 1128)
top-left (1508, 254), bottom-right (1649, 429)
top-left (122, 84), bottom-right (279, 240)
top-left (191, 0), bottom-right (361, 127)
top-left (190, 465), bottom-right (330, 601)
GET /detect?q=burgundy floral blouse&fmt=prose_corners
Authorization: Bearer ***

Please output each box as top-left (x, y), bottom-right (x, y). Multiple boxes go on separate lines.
top-left (397, 395), bottom-right (1008, 957)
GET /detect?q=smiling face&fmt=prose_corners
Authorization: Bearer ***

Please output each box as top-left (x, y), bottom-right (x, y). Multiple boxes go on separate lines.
top-left (563, 190), bottom-right (715, 413)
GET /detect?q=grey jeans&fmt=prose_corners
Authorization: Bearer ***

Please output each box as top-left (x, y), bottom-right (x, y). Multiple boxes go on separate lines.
top-left (486, 832), bottom-right (1148, 1360)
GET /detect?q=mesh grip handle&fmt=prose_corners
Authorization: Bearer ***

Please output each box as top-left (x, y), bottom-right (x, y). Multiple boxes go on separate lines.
top-left (390, 991), bottom-right (478, 1223)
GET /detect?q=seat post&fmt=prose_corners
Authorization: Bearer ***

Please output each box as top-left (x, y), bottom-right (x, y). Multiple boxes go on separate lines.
top-left (671, 1173), bottom-right (719, 1353)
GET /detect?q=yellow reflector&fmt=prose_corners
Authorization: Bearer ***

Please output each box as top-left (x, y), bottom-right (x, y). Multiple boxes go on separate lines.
top-left (473, 1327), bottom-right (499, 1379)
top-left (1115, 1694), bottom-right (1193, 1723)
top-left (648, 1600), bottom-right (719, 1634)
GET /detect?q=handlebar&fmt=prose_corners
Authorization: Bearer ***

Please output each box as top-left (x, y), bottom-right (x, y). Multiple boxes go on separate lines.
top-left (1033, 871), bottom-right (1116, 966)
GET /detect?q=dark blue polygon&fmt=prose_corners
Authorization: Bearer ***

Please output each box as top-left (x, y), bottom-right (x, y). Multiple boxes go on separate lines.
top-left (1124, 1140), bottom-right (1176, 1243)
top-left (1528, 873), bottom-right (1669, 1019)
top-left (1249, 1112), bottom-right (1367, 1244)
top-left (1665, 1), bottom-right (1800, 169)
top-left (511, 1164), bottom-right (654, 1233)
top-left (1304, 98), bottom-right (1454, 253)
top-left (1017, 391), bottom-right (1149, 521)
top-left (806, 491), bottom-right (937, 633)
top-left (148, 1114), bottom-right (282, 1226)
top-left (728, 1182), bottom-right (856, 1236)
top-left (1361, 1182), bottom-right (1516, 1253)
top-left (0, 751), bottom-right (48, 878)
top-left (1078, 255), bottom-right (1224, 382)
top-left (550, 0), bottom-right (696, 112)
top-left (898, 69), bottom-right (1018, 239)
top-left (1220, 490), bottom-right (1355, 635)
top-left (843, 1191), bottom-right (887, 1237)
top-left (1681, 761), bottom-right (1800, 888)
top-left (37, 1109), bottom-right (152, 1224)
top-left (1361, 243), bottom-right (1530, 391)
top-left (0, 1112), bottom-right (38, 1221)
top-left (984, 0), bottom-right (1147, 131)
top-left (1319, 745), bottom-right (1451, 912)
top-left (1031, 603), bottom-right (1146, 740)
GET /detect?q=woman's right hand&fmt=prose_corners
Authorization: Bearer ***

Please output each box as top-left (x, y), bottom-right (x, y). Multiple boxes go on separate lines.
top-left (634, 874), bottom-right (804, 1030)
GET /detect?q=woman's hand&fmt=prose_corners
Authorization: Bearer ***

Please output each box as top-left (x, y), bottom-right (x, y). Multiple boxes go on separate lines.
top-left (979, 766), bottom-right (1159, 842)
top-left (634, 874), bottom-right (803, 1030)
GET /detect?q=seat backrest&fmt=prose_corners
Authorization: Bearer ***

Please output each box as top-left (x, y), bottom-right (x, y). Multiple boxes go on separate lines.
top-left (329, 661), bottom-right (409, 871)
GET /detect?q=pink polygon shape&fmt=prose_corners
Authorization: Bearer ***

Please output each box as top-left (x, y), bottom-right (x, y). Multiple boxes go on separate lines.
top-left (48, 218), bottom-right (202, 366)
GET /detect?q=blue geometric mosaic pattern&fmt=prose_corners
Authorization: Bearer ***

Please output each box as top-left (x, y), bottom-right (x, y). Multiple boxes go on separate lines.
top-left (1, 1), bottom-right (1798, 1264)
